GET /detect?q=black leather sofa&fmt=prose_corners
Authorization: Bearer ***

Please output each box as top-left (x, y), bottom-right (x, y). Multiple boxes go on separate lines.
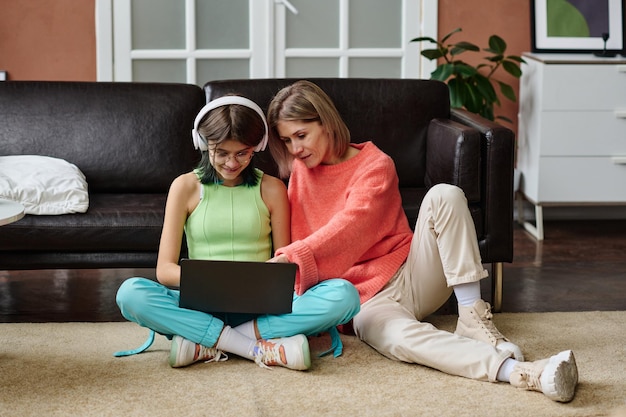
top-left (0, 79), bottom-right (514, 310)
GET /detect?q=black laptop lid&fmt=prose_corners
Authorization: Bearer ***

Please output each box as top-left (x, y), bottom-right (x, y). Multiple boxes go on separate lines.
top-left (179, 259), bottom-right (296, 315)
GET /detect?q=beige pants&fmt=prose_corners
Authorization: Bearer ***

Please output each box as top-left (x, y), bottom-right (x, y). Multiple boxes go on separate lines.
top-left (352, 184), bottom-right (511, 382)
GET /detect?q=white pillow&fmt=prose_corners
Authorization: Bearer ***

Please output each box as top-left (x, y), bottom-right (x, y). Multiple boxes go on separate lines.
top-left (0, 155), bottom-right (89, 215)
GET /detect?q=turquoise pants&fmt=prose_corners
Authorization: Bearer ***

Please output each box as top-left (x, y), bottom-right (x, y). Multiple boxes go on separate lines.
top-left (116, 277), bottom-right (360, 354)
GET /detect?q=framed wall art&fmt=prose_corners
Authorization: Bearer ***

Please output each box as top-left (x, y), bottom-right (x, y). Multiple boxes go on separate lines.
top-left (531, 0), bottom-right (625, 53)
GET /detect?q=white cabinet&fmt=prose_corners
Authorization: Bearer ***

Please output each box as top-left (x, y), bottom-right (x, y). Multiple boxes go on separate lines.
top-left (516, 53), bottom-right (626, 239)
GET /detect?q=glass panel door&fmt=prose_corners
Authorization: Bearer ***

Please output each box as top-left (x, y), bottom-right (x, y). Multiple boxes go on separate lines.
top-left (274, 0), bottom-right (436, 79)
top-left (97, 0), bottom-right (436, 82)
top-left (110, 0), bottom-right (268, 85)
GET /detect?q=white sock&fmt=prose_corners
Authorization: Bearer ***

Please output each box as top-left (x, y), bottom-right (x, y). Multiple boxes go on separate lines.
top-left (496, 358), bottom-right (519, 382)
top-left (215, 326), bottom-right (257, 360)
top-left (233, 320), bottom-right (257, 340)
top-left (453, 281), bottom-right (482, 306)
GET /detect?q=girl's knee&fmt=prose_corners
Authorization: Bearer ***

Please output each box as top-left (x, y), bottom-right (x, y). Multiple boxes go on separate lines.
top-left (322, 279), bottom-right (361, 320)
top-left (320, 278), bottom-right (358, 297)
top-left (116, 277), bottom-right (151, 309)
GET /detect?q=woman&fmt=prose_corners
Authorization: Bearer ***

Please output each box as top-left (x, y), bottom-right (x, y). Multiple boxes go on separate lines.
top-left (115, 95), bottom-right (360, 370)
top-left (265, 80), bottom-right (578, 401)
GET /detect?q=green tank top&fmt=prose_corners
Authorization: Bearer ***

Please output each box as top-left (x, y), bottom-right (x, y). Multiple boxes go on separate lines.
top-left (184, 168), bottom-right (272, 261)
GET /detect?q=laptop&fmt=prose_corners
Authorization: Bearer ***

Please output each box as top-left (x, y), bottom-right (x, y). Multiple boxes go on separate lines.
top-left (179, 259), bottom-right (297, 315)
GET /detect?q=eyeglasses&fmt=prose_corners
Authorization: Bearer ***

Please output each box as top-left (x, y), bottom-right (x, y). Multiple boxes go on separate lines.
top-left (209, 148), bottom-right (254, 165)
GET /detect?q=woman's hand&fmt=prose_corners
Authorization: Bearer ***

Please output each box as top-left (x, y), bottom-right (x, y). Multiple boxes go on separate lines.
top-left (267, 253), bottom-right (290, 263)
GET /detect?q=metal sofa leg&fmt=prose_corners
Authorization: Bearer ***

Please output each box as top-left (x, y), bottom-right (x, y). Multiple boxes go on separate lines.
top-left (491, 262), bottom-right (503, 312)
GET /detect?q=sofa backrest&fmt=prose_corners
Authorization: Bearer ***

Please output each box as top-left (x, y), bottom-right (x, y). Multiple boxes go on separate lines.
top-left (203, 78), bottom-right (451, 188)
top-left (0, 81), bottom-right (205, 193)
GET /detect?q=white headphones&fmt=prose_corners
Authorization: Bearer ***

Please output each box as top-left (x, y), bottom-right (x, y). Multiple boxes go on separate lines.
top-left (191, 96), bottom-right (269, 152)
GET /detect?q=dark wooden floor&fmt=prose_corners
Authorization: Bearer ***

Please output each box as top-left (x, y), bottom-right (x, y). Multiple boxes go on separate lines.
top-left (1, 220), bottom-right (625, 322)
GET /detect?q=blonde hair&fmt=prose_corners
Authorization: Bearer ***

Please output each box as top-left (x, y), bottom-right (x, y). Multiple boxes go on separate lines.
top-left (267, 80), bottom-right (350, 178)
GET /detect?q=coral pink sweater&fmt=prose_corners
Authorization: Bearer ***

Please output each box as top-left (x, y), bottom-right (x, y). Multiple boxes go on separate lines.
top-left (275, 142), bottom-right (413, 304)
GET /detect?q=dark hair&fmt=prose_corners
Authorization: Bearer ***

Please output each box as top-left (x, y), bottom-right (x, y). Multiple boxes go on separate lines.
top-left (266, 80), bottom-right (350, 178)
top-left (196, 99), bottom-right (266, 186)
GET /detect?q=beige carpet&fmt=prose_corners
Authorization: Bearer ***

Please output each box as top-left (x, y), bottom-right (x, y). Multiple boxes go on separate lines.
top-left (1, 311), bottom-right (625, 417)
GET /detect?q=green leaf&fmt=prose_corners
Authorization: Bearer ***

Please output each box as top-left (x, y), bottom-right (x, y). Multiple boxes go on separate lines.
top-left (488, 35), bottom-right (506, 54)
top-left (464, 84), bottom-right (484, 114)
top-left (474, 75), bottom-right (497, 102)
top-left (448, 78), bottom-right (467, 108)
top-left (483, 106), bottom-right (495, 121)
top-left (450, 46), bottom-right (467, 56)
top-left (452, 63), bottom-right (477, 77)
top-left (410, 36), bottom-right (438, 44)
top-left (502, 60), bottom-right (522, 77)
top-left (485, 55), bottom-right (504, 62)
top-left (421, 48), bottom-right (445, 60)
top-left (441, 27), bottom-right (463, 44)
top-left (431, 63), bottom-right (455, 81)
top-left (506, 55), bottom-right (526, 63)
top-left (451, 41), bottom-right (480, 52)
top-left (498, 81), bottom-right (517, 102)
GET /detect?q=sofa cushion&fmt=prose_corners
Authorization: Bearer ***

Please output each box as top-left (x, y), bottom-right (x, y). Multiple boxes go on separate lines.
top-left (0, 155), bottom-right (89, 215)
top-left (0, 193), bottom-right (166, 252)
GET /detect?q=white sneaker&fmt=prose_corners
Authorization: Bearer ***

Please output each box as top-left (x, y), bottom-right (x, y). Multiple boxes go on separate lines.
top-left (456, 299), bottom-right (524, 360)
top-left (510, 350), bottom-right (578, 402)
top-left (251, 334), bottom-right (311, 371)
top-left (169, 335), bottom-right (227, 368)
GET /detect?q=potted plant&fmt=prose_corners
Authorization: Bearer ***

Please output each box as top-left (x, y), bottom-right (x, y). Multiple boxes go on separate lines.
top-left (411, 28), bottom-right (525, 123)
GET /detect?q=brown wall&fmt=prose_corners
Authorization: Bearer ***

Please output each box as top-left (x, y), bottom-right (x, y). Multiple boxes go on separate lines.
top-left (0, 0), bottom-right (530, 131)
top-left (0, 0), bottom-right (96, 81)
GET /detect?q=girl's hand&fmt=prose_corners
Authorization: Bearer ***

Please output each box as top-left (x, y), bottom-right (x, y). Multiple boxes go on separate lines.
top-left (267, 253), bottom-right (290, 263)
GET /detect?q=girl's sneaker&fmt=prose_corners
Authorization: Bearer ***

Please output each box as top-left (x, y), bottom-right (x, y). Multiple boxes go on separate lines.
top-left (252, 334), bottom-right (311, 370)
top-left (169, 335), bottom-right (227, 368)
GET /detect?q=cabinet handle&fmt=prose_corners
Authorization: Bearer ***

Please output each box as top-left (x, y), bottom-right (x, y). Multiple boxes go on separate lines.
top-left (612, 157), bottom-right (626, 165)
top-left (616, 109), bottom-right (626, 118)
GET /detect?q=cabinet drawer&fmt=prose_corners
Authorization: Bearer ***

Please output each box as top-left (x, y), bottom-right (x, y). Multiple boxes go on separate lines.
top-left (539, 111), bottom-right (626, 156)
top-left (542, 64), bottom-right (626, 110)
top-left (536, 157), bottom-right (626, 202)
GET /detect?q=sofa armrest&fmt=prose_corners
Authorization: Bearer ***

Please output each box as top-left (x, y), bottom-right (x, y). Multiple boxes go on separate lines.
top-left (426, 118), bottom-right (481, 203)
top-left (450, 108), bottom-right (515, 263)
